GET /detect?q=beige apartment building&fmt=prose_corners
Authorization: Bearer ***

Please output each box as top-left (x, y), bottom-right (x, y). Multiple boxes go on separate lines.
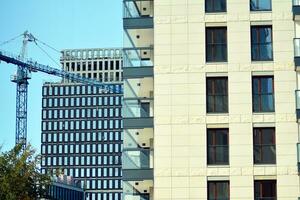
top-left (123, 0), bottom-right (300, 199)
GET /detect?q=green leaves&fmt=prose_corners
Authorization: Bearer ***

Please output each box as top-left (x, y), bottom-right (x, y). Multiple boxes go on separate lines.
top-left (0, 143), bottom-right (51, 200)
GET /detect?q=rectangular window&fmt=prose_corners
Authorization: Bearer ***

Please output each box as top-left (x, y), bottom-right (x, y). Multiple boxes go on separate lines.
top-left (205, 0), bottom-right (226, 12)
top-left (207, 129), bottom-right (229, 165)
top-left (250, 0), bottom-right (271, 11)
top-left (206, 27), bottom-right (227, 62)
top-left (252, 76), bottom-right (274, 112)
top-left (208, 181), bottom-right (229, 200)
top-left (253, 128), bottom-right (276, 164)
top-left (207, 77), bottom-right (228, 113)
top-left (254, 180), bottom-right (276, 200)
top-left (251, 26), bottom-right (273, 61)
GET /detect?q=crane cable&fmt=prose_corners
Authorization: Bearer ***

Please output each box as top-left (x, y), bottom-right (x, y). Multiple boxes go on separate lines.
top-left (35, 42), bottom-right (62, 69)
top-left (0, 33), bottom-right (23, 47)
top-left (35, 38), bottom-right (61, 54)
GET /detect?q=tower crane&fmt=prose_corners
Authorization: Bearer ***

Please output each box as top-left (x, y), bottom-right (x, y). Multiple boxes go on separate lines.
top-left (0, 31), bottom-right (121, 149)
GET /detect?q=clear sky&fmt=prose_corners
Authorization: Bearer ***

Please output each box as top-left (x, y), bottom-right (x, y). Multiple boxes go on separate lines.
top-left (0, 0), bottom-right (122, 152)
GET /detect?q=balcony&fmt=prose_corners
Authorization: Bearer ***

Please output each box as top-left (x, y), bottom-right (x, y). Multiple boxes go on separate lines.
top-left (123, 47), bottom-right (154, 78)
top-left (124, 128), bottom-right (153, 149)
top-left (294, 38), bottom-right (300, 67)
top-left (297, 143), bottom-right (300, 172)
top-left (296, 90), bottom-right (300, 120)
top-left (123, 99), bottom-right (154, 128)
top-left (293, 0), bottom-right (300, 18)
top-left (123, 0), bottom-right (154, 29)
top-left (124, 78), bottom-right (153, 99)
top-left (123, 181), bottom-right (153, 200)
top-left (123, 148), bottom-right (154, 181)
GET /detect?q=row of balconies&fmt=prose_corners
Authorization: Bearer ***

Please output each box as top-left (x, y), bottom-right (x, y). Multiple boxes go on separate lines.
top-left (123, 1), bottom-right (154, 199)
top-left (294, 1), bottom-right (300, 177)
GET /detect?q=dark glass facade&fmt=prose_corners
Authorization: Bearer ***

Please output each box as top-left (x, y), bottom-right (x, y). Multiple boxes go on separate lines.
top-left (41, 84), bottom-right (123, 200)
top-left (47, 182), bottom-right (84, 200)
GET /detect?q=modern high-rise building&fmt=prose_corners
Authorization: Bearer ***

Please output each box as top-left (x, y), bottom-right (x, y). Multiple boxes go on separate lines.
top-left (123, 0), bottom-right (300, 199)
top-left (41, 48), bottom-right (123, 200)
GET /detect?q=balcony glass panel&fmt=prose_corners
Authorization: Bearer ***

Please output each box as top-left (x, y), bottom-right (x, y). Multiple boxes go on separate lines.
top-left (296, 90), bottom-right (300, 109)
top-left (295, 38), bottom-right (300, 57)
top-left (124, 0), bottom-right (154, 18)
top-left (294, 0), bottom-right (300, 6)
top-left (123, 182), bottom-right (150, 200)
top-left (123, 99), bottom-right (153, 118)
top-left (123, 148), bottom-right (153, 169)
top-left (124, 78), bottom-right (153, 99)
top-left (124, 48), bottom-right (154, 68)
top-left (124, 129), bottom-right (153, 149)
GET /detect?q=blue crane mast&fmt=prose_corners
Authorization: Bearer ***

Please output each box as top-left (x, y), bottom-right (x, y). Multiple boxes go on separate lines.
top-left (0, 31), bottom-right (121, 149)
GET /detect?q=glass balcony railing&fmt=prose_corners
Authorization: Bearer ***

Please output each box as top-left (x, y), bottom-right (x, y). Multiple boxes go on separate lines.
top-left (124, 0), bottom-right (154, 18)
top-left (296, 90), bottom-right (300, 119)
top-left (123, 99), bottom-right (153, 118)
top-left (124, 47), bottom-right (154, 68)
top-left (294, 0), bottom-right (300, 6)
top-left (124, 78), bottom-right (153, 99)
top-left (124, 129), bottom-right (153, 149)
top-left (294, 38), bottom-right (300, 57)
top-left (294, 39), bottom-right (300, 66)
top-left (293, 1), bottom-right (300, 16)
top-left (123, 182), bottom-right (150, 200)
top-left (123, 148), bottom-right (153, 169)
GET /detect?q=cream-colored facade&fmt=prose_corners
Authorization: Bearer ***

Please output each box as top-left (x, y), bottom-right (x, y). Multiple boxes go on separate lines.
top-left (123, 0), bottom-right (300, 199)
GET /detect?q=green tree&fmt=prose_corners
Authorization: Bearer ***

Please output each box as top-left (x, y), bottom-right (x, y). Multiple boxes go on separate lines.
top-left (0, 143), bottom-right (51, 200)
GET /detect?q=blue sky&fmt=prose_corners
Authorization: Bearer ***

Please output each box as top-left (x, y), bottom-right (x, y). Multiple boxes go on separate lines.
top-left (0, 0), bottom-right (122, 152)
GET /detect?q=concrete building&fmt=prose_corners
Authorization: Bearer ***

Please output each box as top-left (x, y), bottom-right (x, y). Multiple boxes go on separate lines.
top-left (123, 0), bottom-right (300, 199)
top-left (41, 48), bottom-right (123, 200)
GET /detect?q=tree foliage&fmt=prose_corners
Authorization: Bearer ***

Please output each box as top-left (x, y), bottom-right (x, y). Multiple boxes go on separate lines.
top-left (0, 143), bottom-right (51, 200)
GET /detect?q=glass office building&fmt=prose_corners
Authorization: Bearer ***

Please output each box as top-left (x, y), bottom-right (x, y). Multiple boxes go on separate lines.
top-left (41, 48), bottom-right (123, 200)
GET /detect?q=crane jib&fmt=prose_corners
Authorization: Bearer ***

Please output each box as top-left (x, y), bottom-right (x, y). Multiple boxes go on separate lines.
top-left (0, 51), bottom-right (123, 94)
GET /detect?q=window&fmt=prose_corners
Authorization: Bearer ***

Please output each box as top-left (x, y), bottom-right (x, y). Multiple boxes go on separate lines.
top-left (253, 128), bottom-right (276, 164)
top-left (205, 0), bottom-right (226, 12)
top-left (206, 27), bottom-right (227, 62)
top-left (252, 76), bottom-right (274, 112)
top-left (207, 129), bottom-right (229, 165)
top-left (207, 77), bottom-right (228, 113)
top-left (250, 0), bottom-right (271, 11)
top-left (208, 181), bottom-right (229, 200)
top-left (251, 26), bottom-right (273, 61)
top-left (254, 180), bottom-right (276, 200)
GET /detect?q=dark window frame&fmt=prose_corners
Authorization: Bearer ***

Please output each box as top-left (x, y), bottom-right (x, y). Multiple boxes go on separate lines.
top-left (205, 0), bottom-right (227, 13)
top-left (253, 128), bottom-right (276, 164)
top-left (207, 128), bottom-right (229, 165)
top-left (206, 77), bottom-right (228, 113)
top-left (251, 25), bottom-right (273, 61)
top-left (250, 0), bottom-right (272, 11)
top-left (207, 181), bottom-right (230, 200)
top-left (206, 27), bottom-right (228, 62)
top-left (254, 180), bottom-right (276, 200)
top-left (252, 76), bottom-right (275, 112)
